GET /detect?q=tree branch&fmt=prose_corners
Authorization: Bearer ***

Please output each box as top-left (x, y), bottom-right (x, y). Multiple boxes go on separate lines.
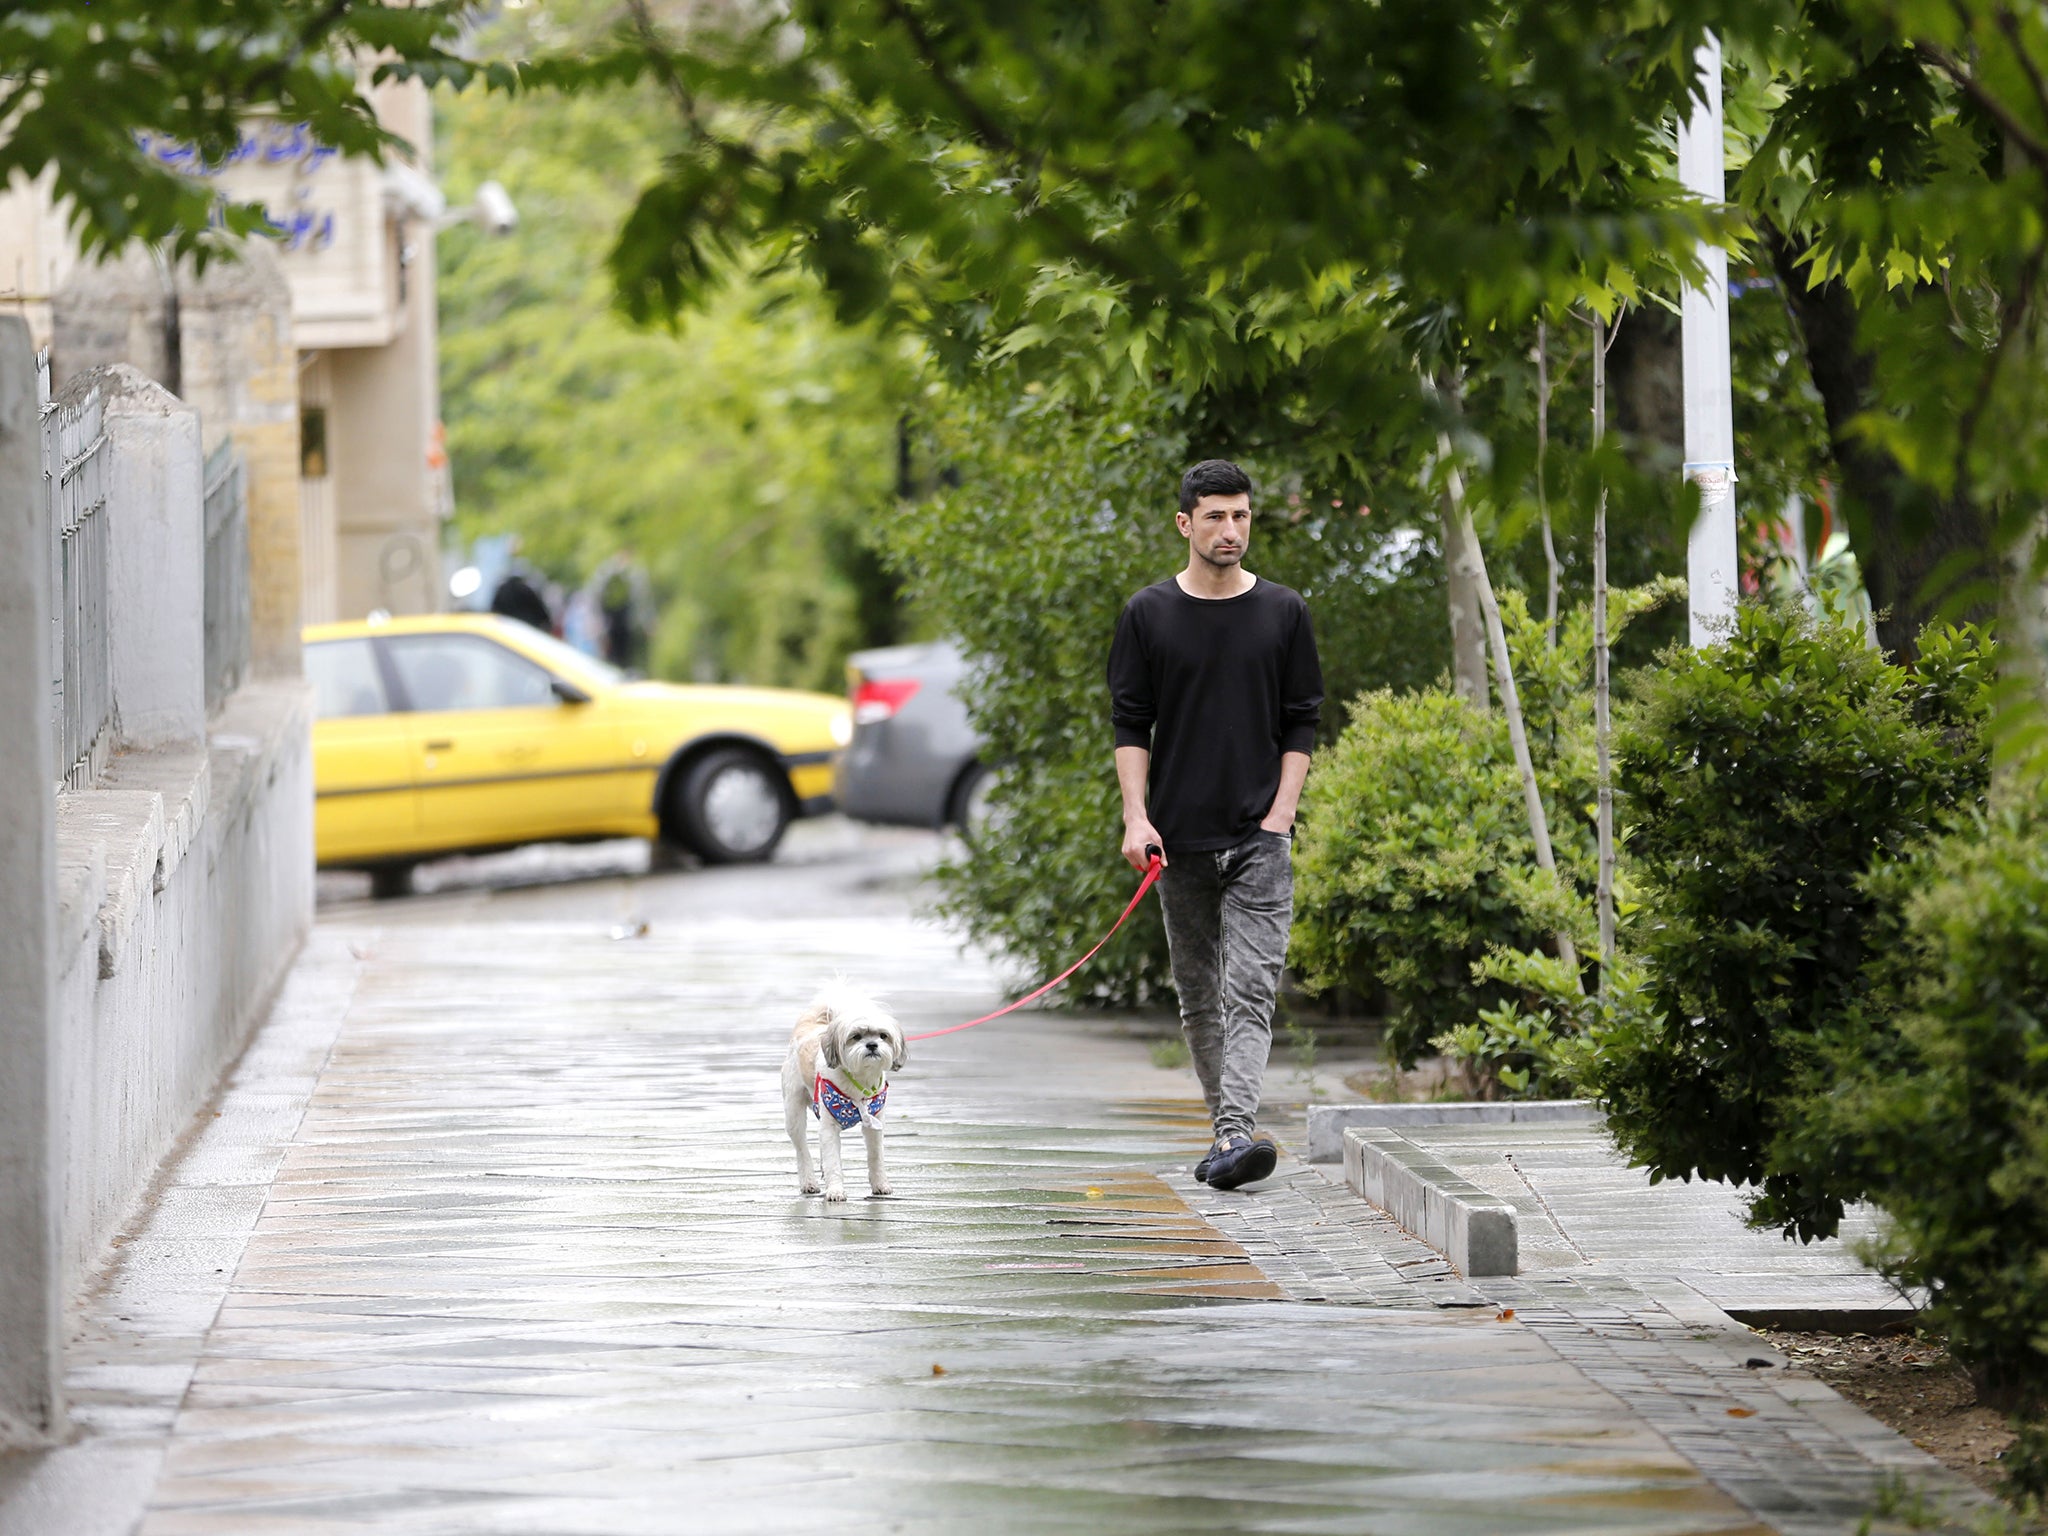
top-left (871, 0), bottom-right (1023, 164)
top-left (1915, 39), bottom-right (2048, 175)
top-left (244, 0), bottom-right (357, 96)
top-left (1952, 239), bottom-right (2045, 493)
top-left (866, 0), bottom-right (1149, 287)
top-left (1993, 4), bottom-right (2048, 135)
top-left (627, 0), bottom-right (1148, 300)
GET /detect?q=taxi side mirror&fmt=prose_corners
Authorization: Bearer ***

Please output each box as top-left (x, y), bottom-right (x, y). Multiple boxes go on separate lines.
top-left (550, 676), bottom-right (592, 705)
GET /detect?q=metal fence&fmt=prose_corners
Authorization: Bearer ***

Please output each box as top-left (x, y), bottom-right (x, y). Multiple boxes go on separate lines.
top-left (203, 436), bottom-right (250, 712)
top-left (40, 350), bottom-right (111, 790)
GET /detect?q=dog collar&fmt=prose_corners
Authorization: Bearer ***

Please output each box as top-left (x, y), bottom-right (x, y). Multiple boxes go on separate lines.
top-left (813, 1073), bottom-right (886, 1129)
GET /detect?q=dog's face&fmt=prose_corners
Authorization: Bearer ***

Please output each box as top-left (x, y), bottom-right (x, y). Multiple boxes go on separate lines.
top-left (817, 993), bottom-right (905, 1078)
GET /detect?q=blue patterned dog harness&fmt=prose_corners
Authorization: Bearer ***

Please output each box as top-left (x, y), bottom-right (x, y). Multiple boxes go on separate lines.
top-left (813, 1074), bottom-right (886, 1129)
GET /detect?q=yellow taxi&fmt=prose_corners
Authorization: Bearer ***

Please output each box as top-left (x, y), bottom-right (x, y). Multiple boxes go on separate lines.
top-left (304, 614), bottom-right (851, 894)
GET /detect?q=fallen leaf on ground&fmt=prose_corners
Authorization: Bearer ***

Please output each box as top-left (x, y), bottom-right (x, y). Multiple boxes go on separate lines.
top-left (931, 1364), bottom-right (947, 1377)
top-left (1727, 1407), bottom-right (1757, 1418)
top-left (1495, 1309), bottom-right (1515, 1322)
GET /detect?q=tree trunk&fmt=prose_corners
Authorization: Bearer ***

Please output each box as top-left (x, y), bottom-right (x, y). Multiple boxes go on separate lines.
top-left (1536, 321), bottom-right (1560, 652)
top-left (1591, 314), bottom-right (1616, 972)
top-left (2000, 513), bottom-right (2048, 778)
top-left (1761, 221), bottom-right (1996, 660)
top-left (1441, 500), bottom-right (1491, 706)
top-left (1437, 413), bottom-right (1580, 976)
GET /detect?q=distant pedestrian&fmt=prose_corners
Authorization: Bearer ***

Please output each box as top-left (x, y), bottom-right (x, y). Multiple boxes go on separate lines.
top-left (1107, 459), bottom-right (1323, 1192)
top-left (562, 585), bottom-right (606, 658)
top-left (587, 556), bottom-right (651, 673)
top-left (601, 572), bottom-right (638, 671)
top-left (490, 572), bottom-right (554, 634)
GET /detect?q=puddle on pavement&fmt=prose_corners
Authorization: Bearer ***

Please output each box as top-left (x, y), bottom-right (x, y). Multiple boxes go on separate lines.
top-left (1027, 1173), bottom-right (1287, 1301)
top-left (1103, 1097), bottom-right (1213, 1129)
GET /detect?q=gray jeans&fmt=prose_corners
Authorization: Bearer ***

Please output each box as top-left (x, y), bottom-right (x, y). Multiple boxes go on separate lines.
top-left (1157, 829), bottom-right (1293, 1142)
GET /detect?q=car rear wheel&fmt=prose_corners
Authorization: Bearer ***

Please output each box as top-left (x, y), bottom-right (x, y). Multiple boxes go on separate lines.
top-left (672, 747), bottom-right (792, 864)
top-left (367, 861), bottom-right (415, 900)
top-left (951, 762), bottom-right (999, 845)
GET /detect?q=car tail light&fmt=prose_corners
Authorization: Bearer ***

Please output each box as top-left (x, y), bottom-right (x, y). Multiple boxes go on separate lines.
top-left (852, 677), bottom-right (921, 725)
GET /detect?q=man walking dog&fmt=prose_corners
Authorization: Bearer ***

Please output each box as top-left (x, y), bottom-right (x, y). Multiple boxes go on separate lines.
top-left (1109, 459), bottom-right (1323, 1191)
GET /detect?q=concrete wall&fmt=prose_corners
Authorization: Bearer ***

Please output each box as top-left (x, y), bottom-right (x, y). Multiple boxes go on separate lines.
top-left (90, 367), bottom-right (207, 749)
top-left (0, 335), bottom-right (313, 1441)
top-left (52, 688), bottom-right (312, 1292)
top-left (44, 366), bottom-right (316, 1295)
top-left (0, 318), bottom-right (65, 1450)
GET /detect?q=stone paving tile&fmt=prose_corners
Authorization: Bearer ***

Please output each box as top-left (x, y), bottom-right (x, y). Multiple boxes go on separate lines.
top-left (1393, 1125), bottom-right (1912, 1316)
top-left (0, 880), bottom-right (1998, 1536)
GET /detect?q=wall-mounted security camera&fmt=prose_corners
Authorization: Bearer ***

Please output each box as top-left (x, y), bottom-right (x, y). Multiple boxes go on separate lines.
top-left (435, 180), bottom-right (519, 237)
top-left (471, 181), bottom-right (518, 236)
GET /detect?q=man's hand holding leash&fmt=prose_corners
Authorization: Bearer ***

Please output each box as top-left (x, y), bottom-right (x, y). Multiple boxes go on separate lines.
top-left (1116, 744), bottom-right (1165, 871)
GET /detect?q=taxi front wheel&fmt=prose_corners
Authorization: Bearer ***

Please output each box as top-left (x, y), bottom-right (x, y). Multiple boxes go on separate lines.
top-left (670, 747), bottom-right (792, 865)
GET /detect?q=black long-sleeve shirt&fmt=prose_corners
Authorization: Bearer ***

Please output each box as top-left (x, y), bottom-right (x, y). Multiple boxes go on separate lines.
top-left (1107, 576), bottom-right (1323, 854)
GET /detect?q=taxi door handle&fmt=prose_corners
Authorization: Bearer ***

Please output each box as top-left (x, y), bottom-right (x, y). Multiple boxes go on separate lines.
top-left (424, 739), bottom-right (454, 752)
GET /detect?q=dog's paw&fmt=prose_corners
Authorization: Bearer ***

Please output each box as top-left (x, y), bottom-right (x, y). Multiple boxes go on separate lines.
top-left (799, 1178), bottom-right (822, 1195)
top-left (823, 1183), bottom-right (847, 1203)
top-left (869, 1180), bottom-right (893, 1197)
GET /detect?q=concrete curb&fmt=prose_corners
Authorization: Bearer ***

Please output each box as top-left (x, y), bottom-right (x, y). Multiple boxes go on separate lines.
top-left (1307, 1100), bottom-right (1597, 1164)
top-left (1342, 1126), bottom-right (1519, 1277)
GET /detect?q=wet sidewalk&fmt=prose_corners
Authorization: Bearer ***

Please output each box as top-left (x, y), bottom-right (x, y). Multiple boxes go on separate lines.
top-left (0, 840), bottom-right (1994, 1535)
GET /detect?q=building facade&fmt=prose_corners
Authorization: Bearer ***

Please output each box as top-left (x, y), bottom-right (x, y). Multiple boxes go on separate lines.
top-left (0, 76), bottom-right (449, 631)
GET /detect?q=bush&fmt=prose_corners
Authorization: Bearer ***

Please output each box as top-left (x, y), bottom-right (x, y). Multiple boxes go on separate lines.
top-left (1822, 801), bottom-right (2048, 1416)
top-left (880, 378), bottom-right (1451, 1004)
top-left (1289, 689), bottom-right (1590, 1063)
top-left (1592, 607), bottom-right (1993, 1241)
top-left (1433, 947), bottom-right (1656, 1099)
top-left (1291, 580), bottom-right (1676, 1065)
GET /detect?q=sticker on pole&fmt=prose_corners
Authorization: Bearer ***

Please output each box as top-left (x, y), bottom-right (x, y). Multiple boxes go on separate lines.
top-left (1684, 463), bottom-right (1737, 500)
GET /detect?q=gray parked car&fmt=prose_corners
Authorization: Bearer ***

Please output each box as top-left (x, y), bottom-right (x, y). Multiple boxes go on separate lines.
top-left (835, 640), bottom-right (992, 834)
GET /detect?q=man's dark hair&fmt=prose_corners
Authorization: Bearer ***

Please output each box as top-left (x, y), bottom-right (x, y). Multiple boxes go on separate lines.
top-left (1179, 458), bottom-right (1253, 514)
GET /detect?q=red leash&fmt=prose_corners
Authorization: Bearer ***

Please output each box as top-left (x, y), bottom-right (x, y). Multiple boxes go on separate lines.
top-left (906, 852), bottom-right (1164, 1042)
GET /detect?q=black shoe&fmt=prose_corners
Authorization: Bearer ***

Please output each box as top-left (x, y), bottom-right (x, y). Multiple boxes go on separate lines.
top-left (1206, 1134), bottom-right (1278, 1191)
top-left (1193, 1148), bottom-right (1218, 1183)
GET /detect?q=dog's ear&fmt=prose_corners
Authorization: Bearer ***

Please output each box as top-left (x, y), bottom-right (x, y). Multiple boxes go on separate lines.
top-left (889, 1026), bottom-right (906, 1072)
top-left (818, 1012), bottom-right (842, 1069)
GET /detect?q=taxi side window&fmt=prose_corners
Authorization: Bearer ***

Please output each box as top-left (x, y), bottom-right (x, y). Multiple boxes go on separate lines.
top-left (306, 639), bottom-right (389, 720)
top-left (386, 635), bottom-right (555, 712)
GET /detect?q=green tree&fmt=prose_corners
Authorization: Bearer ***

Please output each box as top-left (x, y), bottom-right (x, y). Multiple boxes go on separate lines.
top-left (437, 3), bottom-right (915, 690)
top-left (540, 0), bottom-right (1743, 704)
top-left (1594, 609), bottom-right (1995, 1241)
top-left (1739, 1), bottom-right (2048, 700)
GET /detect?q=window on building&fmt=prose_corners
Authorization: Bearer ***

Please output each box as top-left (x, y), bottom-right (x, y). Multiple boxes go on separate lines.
top-left (301, 407), bottom-right (328, 478)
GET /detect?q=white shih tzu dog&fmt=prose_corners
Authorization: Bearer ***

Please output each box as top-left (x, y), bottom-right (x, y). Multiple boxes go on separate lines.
top-left (782, 983), bottom-right (906, 1201)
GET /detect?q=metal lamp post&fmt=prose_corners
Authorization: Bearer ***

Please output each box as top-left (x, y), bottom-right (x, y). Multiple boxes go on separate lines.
top-left (1677, 32), bottom-right (1740, 646)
